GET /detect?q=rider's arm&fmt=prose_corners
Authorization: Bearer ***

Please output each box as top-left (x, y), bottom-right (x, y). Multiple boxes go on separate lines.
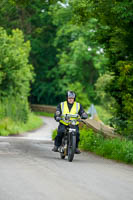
top-left (78, 104), bottom-right (85, 116)
top-left (78, 104), bottom-right (88, 119)
top-left (54, 103), bottom-right (62, 120)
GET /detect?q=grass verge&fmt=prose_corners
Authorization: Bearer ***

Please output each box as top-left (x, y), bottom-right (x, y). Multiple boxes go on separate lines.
top-left (34, 111), bottom-right (54, 118)
top-left (79, 127), bottom-right (133, 164)
top-left (52, 126), bottom-right (133, 164)
top-left (52, 129), bottom-right (57, 140)
top-left (0, 112), bottom-right (43, 136)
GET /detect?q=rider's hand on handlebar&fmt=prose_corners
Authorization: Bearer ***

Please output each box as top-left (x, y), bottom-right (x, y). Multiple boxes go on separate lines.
top-left (81, 112), bottom-right (88, 119)
top-left (56, 116), bottom-right (61, 122)
top-left (65, 115), bottom-right (69, 120)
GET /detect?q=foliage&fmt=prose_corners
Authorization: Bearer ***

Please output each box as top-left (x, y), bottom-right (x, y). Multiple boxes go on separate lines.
top-left (35, 112), bottom-right (54, 118)
top-left (0, 0), bottom-right (61, 105)
top-left (0, 28), bottom-right (33, 127)
top-left (52, 129), bottom-right (57, 140)
top-left (0, 27), bottom-right (34, 126)
top-left (2, 0), bottom-right (133, 138)
top-left (21, 112), bottom-right (43, 133)
top-left (0, 0), bottom-right (107, 106)
top-left (95, 105), bottom-right (112, 125)
top-left (0, 113), bottom-right (43, 136)
top-left (52, 125), bottom-right (133, 164)
top-left (71, 0), bottom-right (133, 136)
top-left (79, 128), bottom-right (101, 151)
top-left (108, 61), bottom-right (133, 137)
top-left (51, 4), bottom-right (107, 103)
top-left (79, 127), bottom-right (133, 164)
top-left (95, 73), bottom-right (115, 110)
top-left (0, 28), bottom-right (34, 100)
top-left (0, 97), bottom-right (29, 123)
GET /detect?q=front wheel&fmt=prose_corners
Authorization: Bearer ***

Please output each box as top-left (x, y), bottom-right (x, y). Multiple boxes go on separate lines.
top-left (68, 134), bottom-right (76, 162)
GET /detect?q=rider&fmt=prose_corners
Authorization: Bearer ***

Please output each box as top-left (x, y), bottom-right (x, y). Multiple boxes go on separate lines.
top-left (52, 91), bottom-right (88, 154)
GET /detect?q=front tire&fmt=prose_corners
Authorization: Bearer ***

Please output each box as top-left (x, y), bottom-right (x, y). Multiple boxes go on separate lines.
top-left (68, 134), bottom-right (76, 162)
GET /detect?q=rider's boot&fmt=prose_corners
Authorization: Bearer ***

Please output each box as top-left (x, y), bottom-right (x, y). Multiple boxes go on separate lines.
top-left (52, 145), bottom-right (59, 152)
top-left (75, 148), bottom-right (81, 154)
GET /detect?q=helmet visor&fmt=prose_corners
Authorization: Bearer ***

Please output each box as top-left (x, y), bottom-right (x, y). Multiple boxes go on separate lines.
top-left (68, 91), bottom-right (75, 99)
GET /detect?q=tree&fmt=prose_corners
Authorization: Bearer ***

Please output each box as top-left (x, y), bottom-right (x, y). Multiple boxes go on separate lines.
top-left (71, 0), bottom-right (133, 135)
top-left (0, 0), bottom-right (61, 105)
top-left (50, 3), bottom-right (107, 104)
top-left (0, 0), bottom-right (107, 108)
top-left (0, 27), bottom-right (34, 122)
top-left (0, 27), bottom-right (33, 98)
top-left (95, 73), bottom-right (115, 109)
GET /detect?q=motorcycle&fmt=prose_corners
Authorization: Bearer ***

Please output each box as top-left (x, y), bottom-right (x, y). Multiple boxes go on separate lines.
top-left (58, 114), bottom-right (82, 162)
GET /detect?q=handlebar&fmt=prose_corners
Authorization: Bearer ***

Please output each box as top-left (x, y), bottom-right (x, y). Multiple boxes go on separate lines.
top-left (56, 114), bottom-right (86, 123)
top-left (60, 114), bottom-right (83, 124)
top-left (62, 114), bottom-right (79, 119)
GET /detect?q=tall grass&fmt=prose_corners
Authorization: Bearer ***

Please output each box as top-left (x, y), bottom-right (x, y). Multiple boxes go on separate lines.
top-left (35, 111), bottom-right (54, 118)
top-left (0, 113), bottom-right (43, 136)
top-left (0, 97), bottom-right (29, 123)
top-left (0, 98), bottom-right (43, 136)
top-left (52, 126), bottom-right (133, 164)
top-left (79, 127), bottom-right (133, 164)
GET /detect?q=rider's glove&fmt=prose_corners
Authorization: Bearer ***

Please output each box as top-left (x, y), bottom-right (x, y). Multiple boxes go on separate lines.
top-left (81, 112), bottom-right (88, 119)
top-left (65, 115), bottom-right (69, 120)
top-left (56, 117), bottom-right (61, 122)
top-left (56, 111), bottom-right (60, 116)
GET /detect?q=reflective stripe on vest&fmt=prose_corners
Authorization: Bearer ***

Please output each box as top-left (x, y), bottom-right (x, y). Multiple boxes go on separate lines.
top-left (60, 101), bottom-right (80, 125)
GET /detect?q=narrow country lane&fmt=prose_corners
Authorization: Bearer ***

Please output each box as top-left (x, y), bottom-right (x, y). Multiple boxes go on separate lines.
top-left (0, 117), bottom-right (133, 200)
top-left (21, 116), bottom-right (58, 141)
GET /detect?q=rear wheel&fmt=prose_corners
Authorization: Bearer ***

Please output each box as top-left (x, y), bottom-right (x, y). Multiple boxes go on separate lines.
top-left (68, 134), bottom-right (76, 162)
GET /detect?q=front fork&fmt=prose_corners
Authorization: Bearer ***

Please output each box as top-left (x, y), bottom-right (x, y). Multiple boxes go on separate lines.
top-left (68, 131), bottom-right (76, 148)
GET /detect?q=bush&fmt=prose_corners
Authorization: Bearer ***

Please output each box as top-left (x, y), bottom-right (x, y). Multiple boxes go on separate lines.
top-left (0, 27), bottom-right (34, 124)
top-left (52, 129), bottom-right (57, 140)
top-left (95, 73), bottom-right (115, 110)
top-left (0, 112), bottom-right (43, 136)
top-left (0, 97), bottom-right (29, 123)
top-left (108, 61), bottom-right (133, 137)
top-left (52, 125), bottom-right (133, 164)
top-left (110, 116), bottom-right (133, 139)
top-left (79, 127), bottom-right (103, 151)
top-left (0, 27), bottom-right (34, 99)
top-left (79, 127), bottom-right (133, 164)
top-left (95, 105), bottom-right (112, 125)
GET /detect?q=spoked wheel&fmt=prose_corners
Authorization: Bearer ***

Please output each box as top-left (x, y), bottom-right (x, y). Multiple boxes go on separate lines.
top-left (68, 135), bottom-right (76, 162)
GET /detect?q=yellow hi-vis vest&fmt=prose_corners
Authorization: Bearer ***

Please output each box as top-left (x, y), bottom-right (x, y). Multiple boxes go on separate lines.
top-left (60, 101), bottom-right (80, 125)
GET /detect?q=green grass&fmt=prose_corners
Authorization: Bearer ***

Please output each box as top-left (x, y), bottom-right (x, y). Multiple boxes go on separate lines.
top-left (52, 129), bottom-right (57, 140)
top-left (34, 111), bottom-right (54, 118)
top-left (79, 127), bottom-right (133, 164)
top-left (0, 112), bottom-right (43, 136)
top-left (52, 126), bottom-right (133, 164)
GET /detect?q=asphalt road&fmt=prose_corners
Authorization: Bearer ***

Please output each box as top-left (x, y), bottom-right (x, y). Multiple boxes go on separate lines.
top-left (0, 117), bottom-right (133, 200)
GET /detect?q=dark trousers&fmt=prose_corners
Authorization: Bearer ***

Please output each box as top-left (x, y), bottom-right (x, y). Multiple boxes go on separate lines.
top-left (54, 123), bottom-right (80, 148)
